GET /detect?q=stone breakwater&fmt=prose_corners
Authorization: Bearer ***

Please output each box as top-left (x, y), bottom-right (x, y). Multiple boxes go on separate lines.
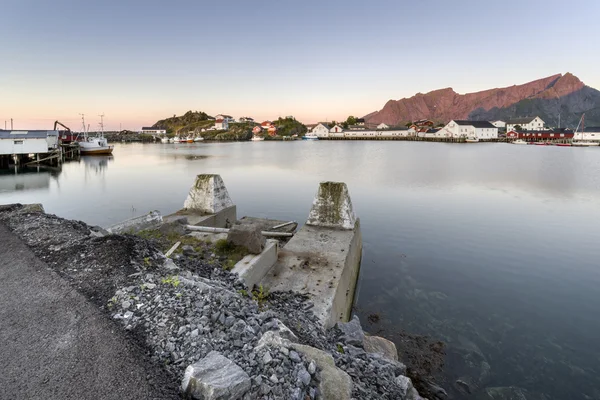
top-left (0, 203), bottom-right (426, 400)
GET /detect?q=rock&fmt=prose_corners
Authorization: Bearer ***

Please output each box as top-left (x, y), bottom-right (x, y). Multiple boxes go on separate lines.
top-left (121, 300), bottom-right (131, 310)
top-left (363, 335), bottom-right (398, 362)
top-left (395, 375), bottom-right (425, 400)
top-left (226, 224), bottom-right (265, 255)
top-left (262, 351), bottom-right (273, 365)
top-left (308, 360), bottom-right (316, 375)
top-left (455, 379), bottom-right (472, 395)
top-left (297, 367), bottom-right (311, 387)
top-left (269, 374), bottom-right (279, 384)
top-left (289, 350), bottom-right (302, 363)
top-left (292, 343), bottom-right (352, 400)
top-left (181, 351), bottom-right (251, 400)
top-left (336, 315), bottom-right (365, 346)
top-left (182, 245), bottom-right (196, 256)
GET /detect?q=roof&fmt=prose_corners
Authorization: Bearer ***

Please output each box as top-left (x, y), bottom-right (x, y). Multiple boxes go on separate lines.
top-left (317, 123), bottom-right (331, 129)
top-left (506, 117), bottom-right (540, 124)
top-left (452, 120), bottom-right (496, 128)
top-left (583, 126), bottom-right (600, 132)
top-left (217, 114), bottom-right (232, 118)
top-left (215, 119), bottom-right (224, 123)
top-left (0, 130), bottom-right (58, 139)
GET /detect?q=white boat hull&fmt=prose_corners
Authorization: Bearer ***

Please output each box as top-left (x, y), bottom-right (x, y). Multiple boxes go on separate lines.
top-left (250, 137), bottom-right (265, 141)
top-left (161, 138), bottom-right (169, 143)
top-left (572, 141), bottom-right (599, 147)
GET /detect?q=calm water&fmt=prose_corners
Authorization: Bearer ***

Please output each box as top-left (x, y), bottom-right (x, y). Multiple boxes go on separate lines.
top-left (2, 141), bottom-right (600, 399)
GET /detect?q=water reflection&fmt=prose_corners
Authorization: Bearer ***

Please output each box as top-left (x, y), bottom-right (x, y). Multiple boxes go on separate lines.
top-left (81, 155), bottom-right (113, 175)
top-left (0, 166), bottom-right (61, 193)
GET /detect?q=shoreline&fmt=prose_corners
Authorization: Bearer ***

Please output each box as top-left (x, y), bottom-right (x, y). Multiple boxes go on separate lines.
top-left (0, 203), bottom-right (446, 399)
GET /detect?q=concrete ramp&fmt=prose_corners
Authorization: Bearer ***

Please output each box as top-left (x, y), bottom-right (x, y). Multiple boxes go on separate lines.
top-left (261, 182), bottom-right (362, 329)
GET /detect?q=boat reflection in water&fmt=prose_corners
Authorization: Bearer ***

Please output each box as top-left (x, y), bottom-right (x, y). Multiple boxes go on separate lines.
top-left (81, 155), bottom-right (113, 175)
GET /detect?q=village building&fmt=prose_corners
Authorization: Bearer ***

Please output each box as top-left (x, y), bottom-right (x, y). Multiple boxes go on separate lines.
top-left (329, 124), bottom-right (344, 134)
top-left (438, 120), bottom-right (498, 139)
top-left (267, 125), bottom-right (277, 136)
top-left (215, 114), bottom-right (235, 123)
top-left (260, 121), bottom-right (273, 129)
top-left (355, 118), bottom-right (365, 126)
top-left (140, 127), bottom-right (167, 135)
top-left (239, 117), bottom-right (254, 123)
top-left (506, 116), bottom-right (545, 132)
top-left (252, 126), bottom-right (262, 134)
top-left (347, 124), bottom-right (366, 131)
top-left (0, 130), bottom-right (59, 156)
top-left (305, 124), bottom-right (317, 132)
top-left (377, 123), bottom-right (389, 130)
top-left (507, 129), bottom-right (574, 140)
top-left (312, 123), bottom-right (331, 138)
top-left (580, 126), bottom-right (600, 141)
top-left (214, 119), bottom-right (229, 130)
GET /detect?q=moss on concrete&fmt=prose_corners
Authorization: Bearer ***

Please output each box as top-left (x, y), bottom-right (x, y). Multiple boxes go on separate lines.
top-left (317, 182), bottom-right (346, 225)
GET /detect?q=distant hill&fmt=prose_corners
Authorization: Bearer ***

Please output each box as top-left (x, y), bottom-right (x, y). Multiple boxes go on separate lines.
top-left (365, 73), bottom-right (600, 129)
top-left (152, 111), bottom-right (214, 134)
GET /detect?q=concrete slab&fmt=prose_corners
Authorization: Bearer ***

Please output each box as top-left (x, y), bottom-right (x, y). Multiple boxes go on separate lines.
top-left (307, 182), bottom-right (356, 230)
top-left (261, 221), bottom-right (362, 329)
top-left (164, 205), bottom-right (236, 229)
top-left (232, 239), bottom-right (278, 290)
top-left (106, 210), bottom-right (163, 234)
top-left (183, 174), bottom-right (234, 214)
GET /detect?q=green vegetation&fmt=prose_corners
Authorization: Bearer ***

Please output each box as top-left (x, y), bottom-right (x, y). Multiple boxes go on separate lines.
top-left (342, 115), bottom-right (357, 129)
top-left (251, 284), bottom-right (269, 309)
top-left (153, 111), bottom-right (213, 134)
top-left (272, 117), bottom-right (307, 137)
top-left (201, 123), bottom-right (253, 141)
top-left (214, 238), bottom-right (249, 267)
top-left (135, 229), bottom-right (204, 254)
top-left (161, 275), bottom-right (181, 288)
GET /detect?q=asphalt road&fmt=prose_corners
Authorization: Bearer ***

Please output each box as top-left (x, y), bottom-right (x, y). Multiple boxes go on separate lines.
top-left (0, 222), bottom-right (180, 400)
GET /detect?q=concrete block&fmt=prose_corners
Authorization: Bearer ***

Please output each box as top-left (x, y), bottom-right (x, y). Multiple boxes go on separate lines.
top-left (227, 223), bottom-right (265, 254)
top-left (183, 174), bottom-right (234, 214)
top-left (306, 182), bottom-right (356, 230)
top-left (105, 211), bottom-right (163, 234)
top-left (232, 240), bottom-right (278, 290)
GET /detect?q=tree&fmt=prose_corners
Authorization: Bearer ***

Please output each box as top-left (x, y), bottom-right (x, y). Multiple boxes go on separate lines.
top-left (345, 116), bottom-right (357, 126)
top-left (405, 121), bottom-right (413, 128)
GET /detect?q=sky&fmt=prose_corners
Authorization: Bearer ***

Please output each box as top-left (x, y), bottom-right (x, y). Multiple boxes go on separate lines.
top-left (1, 0), bottom-right (599, 130)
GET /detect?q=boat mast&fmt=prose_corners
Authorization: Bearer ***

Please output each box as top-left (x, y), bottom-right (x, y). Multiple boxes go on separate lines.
top-left (79, 113), bottom-right (87, 139)
top-left (581, 113), bottom-right (585, 140)
top-left (98, 113), bottom-right (105, 137)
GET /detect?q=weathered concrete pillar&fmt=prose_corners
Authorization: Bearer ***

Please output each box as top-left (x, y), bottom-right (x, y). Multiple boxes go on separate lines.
top-left (306, 182), bottom-right (356, 230)
top-left (170, 174), bottom-right (236, 228)
top-left (184, 174), bottom-right (233, 213)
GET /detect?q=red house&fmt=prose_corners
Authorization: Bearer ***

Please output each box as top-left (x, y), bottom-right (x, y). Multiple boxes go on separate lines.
top-left (507, 129), bottom-right (574, 140)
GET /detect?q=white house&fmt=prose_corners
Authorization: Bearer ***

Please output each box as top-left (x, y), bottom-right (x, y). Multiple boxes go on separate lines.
top-left (329, 124), bottom-right (344, 134)
top-left (438, 120), bottom-right (498, 139)
top-left (0, 130), bottom-right (59, 155)
top-left (355, 118), bottom-right (365, 126)
top-left (377, 123), bottom-right (389, 130)
top-left (312, 123), bottom-right (331, 138)
top-left (216, 114), bottom-right (235, 123)
top-left (490, 120), bottom-right (506, 128)
top-left (214, 119), bottom-right (229, 130)
top-left (239, 117), bottom-right (254, 123)
top-left (506, 116), bottom-right (545, 131)
top-left (140, 127), bottom-right (167, 135)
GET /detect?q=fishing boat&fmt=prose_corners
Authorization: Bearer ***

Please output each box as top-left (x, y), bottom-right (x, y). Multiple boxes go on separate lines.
top-left (173, 136), bottom-right (182, 144)
top-left (512, 139), bottom-right (528, 145)
top-left (194, 136), bottom-right (204, 142)
top-left (78, 114), bottom-right (114, 155)
top-left (555, 143), bottom-right (572, 147)
top-left (250, 135), bottom-right (265, 141)
top-left (160, 136), bottom-right (169, 143)
top-left (302, 133), bottom-right (319, 140)
top-left (465, 137), bottom-right (479, 143)
top-left (572, 114), bottom-right (599, 147)
top-left (186, 136), bottom-right (194, 143)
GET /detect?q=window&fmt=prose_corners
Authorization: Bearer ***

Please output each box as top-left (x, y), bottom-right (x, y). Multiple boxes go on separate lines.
top-left (14, 140), bottom-right (23, 145)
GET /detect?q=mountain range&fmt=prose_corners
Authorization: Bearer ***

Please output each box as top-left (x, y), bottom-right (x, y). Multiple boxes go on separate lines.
top-left (364, 73), bottom-right (600, 128)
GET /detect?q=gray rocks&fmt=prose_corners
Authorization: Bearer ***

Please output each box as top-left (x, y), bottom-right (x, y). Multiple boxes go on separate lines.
top-left (289, 350), bottom-right (302, 363)
top-left (395, 375), bottom-right (425, 400)
top-left (227, 224), bottom-right (265, 254)
top-left (336, 315), bottom-right (365, 346)
top-left (181, 351), bottom-right (251, 400)
top-left (297, 367), bottom-right (311, 387)
top-left (363, 335), bottom-right (399, 362)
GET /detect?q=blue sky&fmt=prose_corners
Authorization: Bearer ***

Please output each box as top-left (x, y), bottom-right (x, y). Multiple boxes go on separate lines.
top-left (1, 0), bottom-right (599, 130)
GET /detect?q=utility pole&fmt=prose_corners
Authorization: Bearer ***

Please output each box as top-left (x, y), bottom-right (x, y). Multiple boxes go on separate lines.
top-left (10, 118), bottom-right (13, 130)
